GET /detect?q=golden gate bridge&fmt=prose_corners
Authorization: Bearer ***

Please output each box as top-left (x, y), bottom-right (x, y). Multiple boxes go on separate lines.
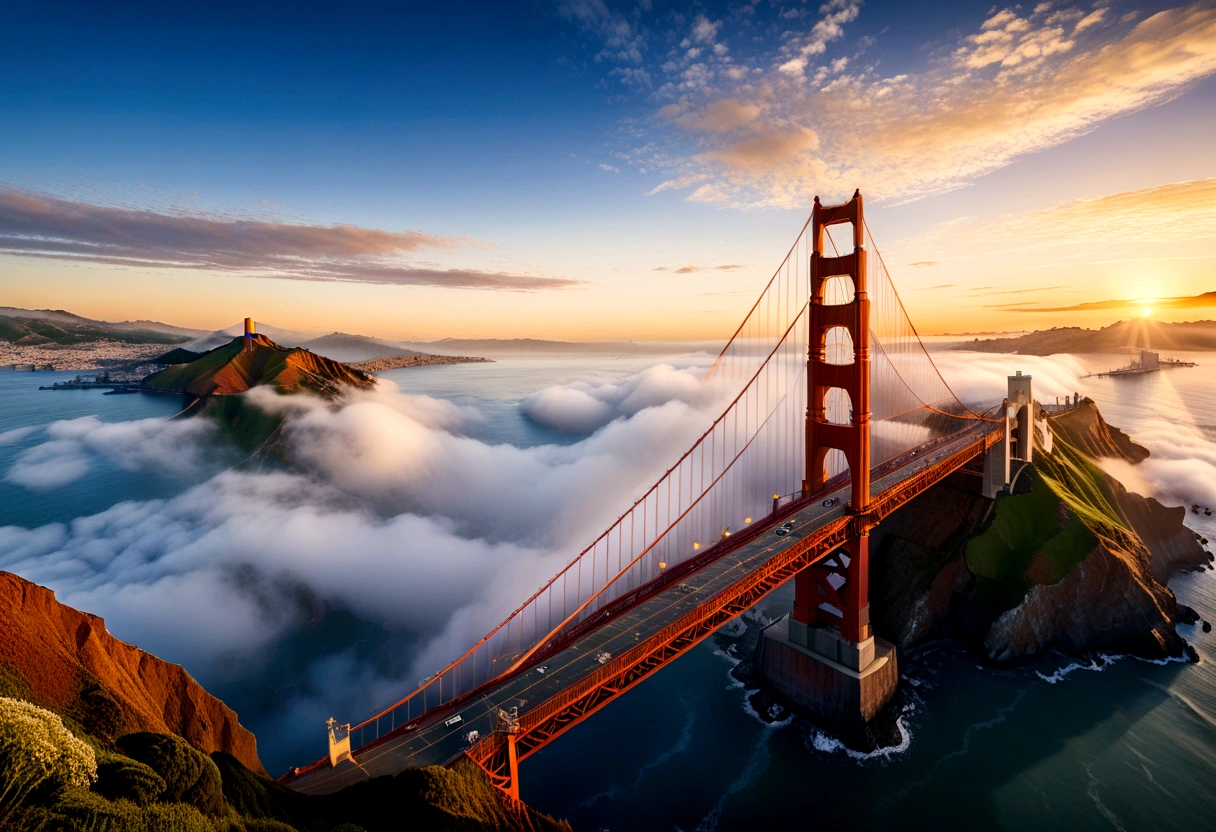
top-left (282, 191), bottom-right (1023, 799)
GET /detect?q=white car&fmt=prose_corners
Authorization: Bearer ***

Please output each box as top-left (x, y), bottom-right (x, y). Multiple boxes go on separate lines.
top-left (536, 665), bottom-right (549, 675)
top-left (465, 730), bottom-right (480, 744)
top-left (596, 651), bottom-right (612, 665)
top-left (444, 715), bottom-right (463, 728)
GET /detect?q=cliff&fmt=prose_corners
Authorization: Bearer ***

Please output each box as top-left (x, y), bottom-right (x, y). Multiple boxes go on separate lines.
top-left (869, 402), bottom-right (1210, 663)
top-left (0, 571), bottom-right (266, 776)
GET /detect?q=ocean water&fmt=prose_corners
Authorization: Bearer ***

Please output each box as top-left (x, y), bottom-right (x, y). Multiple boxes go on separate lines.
top-left (1, 350), bottom-right (1214, 831)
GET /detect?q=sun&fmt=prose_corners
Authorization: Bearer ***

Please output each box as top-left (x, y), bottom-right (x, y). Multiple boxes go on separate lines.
top-left (1142, 308), bottom-right (1152, 317)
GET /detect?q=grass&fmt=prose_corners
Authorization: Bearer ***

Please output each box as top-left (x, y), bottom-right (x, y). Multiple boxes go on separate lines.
top-left (964, 412), bottom-right (1143, 612)
top-left (0, 315), bottom-right (188, 346)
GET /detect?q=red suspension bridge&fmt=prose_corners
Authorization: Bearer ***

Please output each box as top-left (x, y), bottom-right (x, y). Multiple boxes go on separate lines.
top-left (282, 192), bottom-right (1021, 799)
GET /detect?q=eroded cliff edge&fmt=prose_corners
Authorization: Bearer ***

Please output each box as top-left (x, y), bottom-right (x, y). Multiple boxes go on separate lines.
top-left (869, 401), bottom-right (1211, 664)
top-left (0, 571), bottom-right (266, 775)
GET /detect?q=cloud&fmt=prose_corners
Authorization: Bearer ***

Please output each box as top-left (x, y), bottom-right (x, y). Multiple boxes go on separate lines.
top-left (704, 127), bottom-right (820, 175)
top-left (557, 0), bottom-right (648, 63)
top-left (665, 98), bottom-right (763, 133)
top-left (598, 163), bottom-right (621, 173)
top-left (638, 3), bottom-right (1216, 207)
top-left (521, 361), bottom-right (723, 434)
top-left (654, 263), bottom-right (748, 274)
top-left (4, 415), bottom-right (225, 491)
top-left (0, 187), bottom-right (580, 291)
top-left (909, 263), bottom-right (940, 269)
top-left (905, 177), bottom-right (1216, 257)
top-left (0, 365), bottom-right (727, 680)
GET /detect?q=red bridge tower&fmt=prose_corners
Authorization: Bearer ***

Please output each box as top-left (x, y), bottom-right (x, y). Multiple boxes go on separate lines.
top-left (756, 190), bottom-right (899, 743)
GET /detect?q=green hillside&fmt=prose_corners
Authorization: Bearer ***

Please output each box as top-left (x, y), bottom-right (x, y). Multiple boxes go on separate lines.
top-left (0, 314), bottom-right (190, 346)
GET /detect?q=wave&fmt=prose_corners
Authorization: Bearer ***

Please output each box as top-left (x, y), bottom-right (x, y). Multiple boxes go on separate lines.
top-left (1036, 652), bottom-right (1188, 684)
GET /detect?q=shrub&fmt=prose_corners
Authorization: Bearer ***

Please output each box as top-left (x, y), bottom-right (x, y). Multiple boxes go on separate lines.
top-left (244, 819), bottom-right (300, 832)
top-left (142, 801), bottom-right (217, 832)
top-left (0, 697), bottom-right (97, 826)
top-left (24, 787), bottom-right (143, 832)
top-left (117, 732), bottom-right (224, 816)
top-left (94, 752), bottom-right (166, 806)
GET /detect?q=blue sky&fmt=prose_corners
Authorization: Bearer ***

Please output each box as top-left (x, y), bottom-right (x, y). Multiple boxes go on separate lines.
top-left (1, 0), bottom-right (1214, 339)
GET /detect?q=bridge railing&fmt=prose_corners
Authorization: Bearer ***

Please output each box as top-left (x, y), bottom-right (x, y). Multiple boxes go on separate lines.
top-left (343, 308), bottom-right (812, 752)
top-left (338, 207), bottom-right (1002, 756)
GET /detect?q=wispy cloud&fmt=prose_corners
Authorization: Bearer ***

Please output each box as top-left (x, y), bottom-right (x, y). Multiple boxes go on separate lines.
top-left (897, 176), bottom-right (1216, 260)
top-left (601, 2), bottom-right (1216, 207)
top-left (653, 263), bottom-right (748, 274)
top-left (0, 187), bottom-right (580, 291)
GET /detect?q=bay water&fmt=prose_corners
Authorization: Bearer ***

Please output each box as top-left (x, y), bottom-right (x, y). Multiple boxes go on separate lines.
top-left (1, 351), bottom-right (1213, 831)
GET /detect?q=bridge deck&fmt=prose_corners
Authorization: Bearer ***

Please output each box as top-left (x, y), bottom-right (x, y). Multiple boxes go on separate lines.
top-left (284, 422), bottom-right (1001, 795)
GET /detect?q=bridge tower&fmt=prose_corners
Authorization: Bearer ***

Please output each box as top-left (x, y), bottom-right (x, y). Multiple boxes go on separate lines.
top-left (756, 191), bottom-right (899, 744)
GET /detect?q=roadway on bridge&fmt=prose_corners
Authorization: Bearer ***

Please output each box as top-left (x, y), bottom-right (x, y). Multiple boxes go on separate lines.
top-left (285, 421), bottom-right (999, 795)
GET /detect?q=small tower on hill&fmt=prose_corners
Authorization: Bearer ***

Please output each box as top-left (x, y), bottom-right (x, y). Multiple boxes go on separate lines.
top-left (244, 318), bottom-right (256, 353)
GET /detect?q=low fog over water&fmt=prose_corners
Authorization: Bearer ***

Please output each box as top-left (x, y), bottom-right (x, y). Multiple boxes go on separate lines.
top-left (2, 348), bottom-right (1215, 830)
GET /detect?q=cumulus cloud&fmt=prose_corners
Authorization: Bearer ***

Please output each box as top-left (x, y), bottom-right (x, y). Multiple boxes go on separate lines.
top-left (521, 361), bottom-right (724, 434)
top-left (639, 2), bottom-right (1216, 207)
top-left (4, 415), bottom-right (226, 491)
top-left (0, 187), bottom-right (579, 291)
top-left (0, 363), bottom-right (728, 699)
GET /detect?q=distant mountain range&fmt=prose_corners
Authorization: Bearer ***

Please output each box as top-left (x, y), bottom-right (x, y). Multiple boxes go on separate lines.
top-left (1, 306), bottom-right (704, 361)
top-left (0, 307), bottom-right (203, 346)
top-left (961, 319), bottom-right (1216, 355)
top-left (401, 337), bottom-right (702, 356)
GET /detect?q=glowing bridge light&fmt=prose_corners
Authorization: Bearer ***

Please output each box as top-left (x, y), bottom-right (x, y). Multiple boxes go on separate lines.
top-left (658, 561), bottom-right (667, 569)
top-left (745, 517), bottom-right (753, 524)
top-left (693, 542), bottom-right (700, 551)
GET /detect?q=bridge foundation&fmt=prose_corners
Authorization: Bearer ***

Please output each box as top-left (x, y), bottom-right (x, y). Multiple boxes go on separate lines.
top-left (755, 617), bottom-right (898, 741)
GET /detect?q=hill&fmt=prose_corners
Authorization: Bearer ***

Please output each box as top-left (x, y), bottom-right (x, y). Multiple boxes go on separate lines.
top-left (406, 337), bottom-right (696, 356)
top-left (296, 331), bottom-right (425, 363)
top-left (142, 334), bottom-right (374, 398)
top-left (866, 401), bottom-right (1210, 662)
top-left (0, 574), bottom-right (569, 832)
top-left (960, 319), bottom-right (1216, 354)
top-left (0, 571), bottom-right (265, 774)
top-left (0, 310), bottom-right (194, 347)
top-left (186, 322), bottom-right (322, 353)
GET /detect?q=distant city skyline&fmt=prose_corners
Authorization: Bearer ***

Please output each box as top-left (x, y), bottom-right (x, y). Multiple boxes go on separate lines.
top-left (2, 0), bottom-right (1214, 341)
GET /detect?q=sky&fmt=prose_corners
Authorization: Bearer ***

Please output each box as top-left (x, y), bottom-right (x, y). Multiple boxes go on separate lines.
top-left (0, 0), bottom-right (1214, 341)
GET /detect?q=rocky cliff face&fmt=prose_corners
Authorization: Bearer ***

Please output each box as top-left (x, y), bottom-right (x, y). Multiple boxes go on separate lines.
top-left (870, 402), bottom-right (1210, 664)
top-left (0, 572), bottom-right (266, 776)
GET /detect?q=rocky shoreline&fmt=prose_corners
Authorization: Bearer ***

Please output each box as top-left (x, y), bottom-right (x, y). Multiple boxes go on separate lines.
top-left (350, 354), bottom-right (493, 372)
top-left (730, 401), bottom-right (1211, 751)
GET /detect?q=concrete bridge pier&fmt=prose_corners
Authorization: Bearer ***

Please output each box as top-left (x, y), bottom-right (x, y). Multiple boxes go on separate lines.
top-left (755, 533), bottom-right (899, 743)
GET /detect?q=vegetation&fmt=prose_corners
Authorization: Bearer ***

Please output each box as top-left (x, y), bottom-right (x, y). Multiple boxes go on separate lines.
top-left (156, 347), bottom-right (204, 364)
top-left (117, 733), bottom-right (225, 816)
top-left (0, 698), bottom-right (97, 827)
top-left (964, 412), bottom-right (1138, 612)
top-left (0, 691), bottom-right (569, 832)
top-left (93, 752), bottom-right (166, 805)
top-left (965, 466), bottom-right (1099, 610)
top-left (0, 314), bottom-right (188, 346)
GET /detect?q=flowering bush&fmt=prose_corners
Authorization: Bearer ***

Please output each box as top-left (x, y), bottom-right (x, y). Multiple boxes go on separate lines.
top-left (0, 697), bottom-right (97, 824)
